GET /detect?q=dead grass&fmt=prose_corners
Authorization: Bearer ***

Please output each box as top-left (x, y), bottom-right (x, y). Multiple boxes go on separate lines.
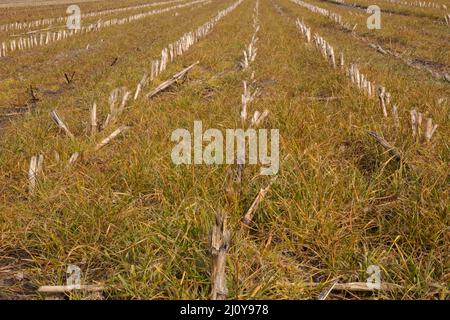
top-left (0, 0), bottom-right (448, 300)
top-left (300, 0), bottom-right (450, 74)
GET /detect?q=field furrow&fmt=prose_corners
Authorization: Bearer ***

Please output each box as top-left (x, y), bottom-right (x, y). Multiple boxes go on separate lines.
top-left (0, 0), bottom-right (448, 301)
top-left (288, 0), bottom-right (450, 79)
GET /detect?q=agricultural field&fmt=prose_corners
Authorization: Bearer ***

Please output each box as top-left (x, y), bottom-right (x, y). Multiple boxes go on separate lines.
top-left (0, 0), bottom-right (448, 301)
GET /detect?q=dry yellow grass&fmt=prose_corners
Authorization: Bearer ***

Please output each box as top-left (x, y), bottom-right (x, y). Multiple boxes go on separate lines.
top-left (0, 0), bottom-right (448, 300)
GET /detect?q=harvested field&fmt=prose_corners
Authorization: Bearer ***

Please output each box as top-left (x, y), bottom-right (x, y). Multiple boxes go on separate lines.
top-left (0, 0), bottom-right (448, 301)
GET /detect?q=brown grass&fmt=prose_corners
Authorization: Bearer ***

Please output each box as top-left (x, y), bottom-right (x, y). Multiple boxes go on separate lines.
top-left (0, 0), bottom-right (448, 300)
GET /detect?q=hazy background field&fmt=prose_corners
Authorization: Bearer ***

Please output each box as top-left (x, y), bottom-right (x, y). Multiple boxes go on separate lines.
top-left (0, 0), bottom-right (104, 8)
